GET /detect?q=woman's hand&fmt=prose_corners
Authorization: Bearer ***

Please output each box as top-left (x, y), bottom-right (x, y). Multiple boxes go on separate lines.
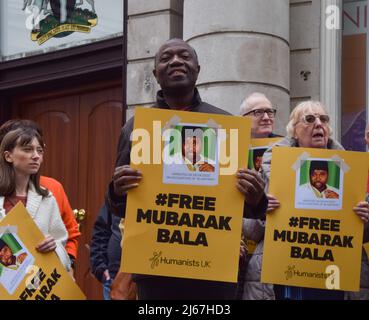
top-left (353, 201), bottom-right (369, 224)
top-left (267, 194), bottom-right (280, 212)
top-left (36, 235), bottom-right (57, 253)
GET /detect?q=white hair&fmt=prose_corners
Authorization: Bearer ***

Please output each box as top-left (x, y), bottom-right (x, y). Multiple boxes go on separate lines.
top-left (239, 92), bottom-right (272, 115)
top-left (286, 100), bottom-right (332, 138)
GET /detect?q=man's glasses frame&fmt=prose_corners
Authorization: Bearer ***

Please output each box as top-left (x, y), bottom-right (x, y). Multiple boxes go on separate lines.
top-left (243, 108), bottom-right (277, 118)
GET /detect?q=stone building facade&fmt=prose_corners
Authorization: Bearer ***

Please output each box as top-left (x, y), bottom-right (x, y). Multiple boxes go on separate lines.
top-left (127, 0), bottom-right (362, 147)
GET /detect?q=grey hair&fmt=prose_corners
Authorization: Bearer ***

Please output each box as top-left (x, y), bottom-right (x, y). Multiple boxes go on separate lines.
top-left (239, 92), bottom-right (272, 115)
top-left (286, 100), bottom-right (333, 138)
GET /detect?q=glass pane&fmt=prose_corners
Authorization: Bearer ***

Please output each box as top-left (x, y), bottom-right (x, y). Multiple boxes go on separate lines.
top-left (0, 0), bottom-right (123, 61)
top-left (341, 0), bottom-right (367, 151)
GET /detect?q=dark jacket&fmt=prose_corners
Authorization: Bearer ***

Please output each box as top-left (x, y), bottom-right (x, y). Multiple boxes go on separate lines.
top-left (90, 203), bottom-right (122, 282)
top-left (106, 88), bottom-right (268, 299)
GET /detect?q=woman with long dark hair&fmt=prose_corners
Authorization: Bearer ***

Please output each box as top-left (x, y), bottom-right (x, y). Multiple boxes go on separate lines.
top-left (0, 128), bottom-right (70, 270)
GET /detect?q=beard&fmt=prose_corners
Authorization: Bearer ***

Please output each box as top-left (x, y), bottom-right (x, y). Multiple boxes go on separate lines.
top-left (312, 182), bottom-right (327, 192)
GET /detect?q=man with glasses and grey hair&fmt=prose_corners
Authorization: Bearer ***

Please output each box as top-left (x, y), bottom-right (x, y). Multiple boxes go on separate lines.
top-left (239, 92), bottom-right (281, 300)
top-left (239, 92), bottom-right (279, 138)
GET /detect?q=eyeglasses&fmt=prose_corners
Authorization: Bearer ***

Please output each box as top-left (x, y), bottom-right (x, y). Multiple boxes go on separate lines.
top-left (301, 114), bottom-right (330, 124)
top-left (243, 108), bottom-right (277, 118)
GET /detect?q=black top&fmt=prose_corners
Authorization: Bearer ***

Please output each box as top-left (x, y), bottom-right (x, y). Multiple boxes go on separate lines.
top-left (90, 202), bottom-right (122, 282)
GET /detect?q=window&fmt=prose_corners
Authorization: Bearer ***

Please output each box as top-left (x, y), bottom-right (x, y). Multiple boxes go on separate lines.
top-left (341, 0), bottom-right (367, 151)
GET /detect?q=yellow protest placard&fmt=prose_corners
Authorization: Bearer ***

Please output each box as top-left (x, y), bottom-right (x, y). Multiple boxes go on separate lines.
top-left (121, 108), bottom-right (251, 282)
top-left (250, 138), bottom-right (282, 148)
top-left (248, 138), bottom-right (282, 172)
top-left (0, 203), bottom-right (86, 300)
top-left (261, 147), bottom-right (369, 291)
top-left (245, 137), bottom-right (282, 254)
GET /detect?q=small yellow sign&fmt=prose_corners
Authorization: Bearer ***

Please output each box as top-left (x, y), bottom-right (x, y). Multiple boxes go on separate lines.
top-left (250, 138), bottom-right (283, 148)
top-left (0, 203), bottom-right (86, 300)
top-left (261, 147), bottom-right (369, 292)
top-left (248, 137), bottom-right (282, 172)
top-left (244, 137), bottom-right (282, 254)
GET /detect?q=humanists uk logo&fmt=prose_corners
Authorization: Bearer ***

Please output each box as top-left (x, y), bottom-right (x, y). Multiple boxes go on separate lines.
top-left (149, 251), bottom-right (211, 270)
top-left (284, 264), bottom-right (340, 290)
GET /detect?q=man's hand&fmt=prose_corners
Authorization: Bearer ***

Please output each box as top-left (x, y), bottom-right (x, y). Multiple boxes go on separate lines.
top-left (113, 165), bottom-right (142, 196)
top-left (267, 194), bottom-right (280, 212)
top-left (199, 163), bottom-right (215, 172)
top-left (236, 169), bottom-right (265, 207)
top-left (324, 190), bottom-right (339, 199)
top-left (354, 201), bottom-right (369, 223)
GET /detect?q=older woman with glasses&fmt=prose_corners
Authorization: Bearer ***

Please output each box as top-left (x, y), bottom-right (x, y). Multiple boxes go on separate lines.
top-left (262, 101), bottom-right (344, 187)
top-left (260, 100), bottom-right (369, 300)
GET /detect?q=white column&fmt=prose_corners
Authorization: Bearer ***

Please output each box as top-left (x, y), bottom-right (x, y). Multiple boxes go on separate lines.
top-left (126, 0), bottom-right (183, 120)
top-left (183, 0), bottom-right (290, 135)
top-left (320, 0), bottom-right (342, 141)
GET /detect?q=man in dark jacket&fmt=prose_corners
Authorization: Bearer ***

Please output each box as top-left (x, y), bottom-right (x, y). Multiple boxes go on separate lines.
top-left (107, 38), bottom-right (268, 300)
top-left (90, 202), bottom-right (122, 300)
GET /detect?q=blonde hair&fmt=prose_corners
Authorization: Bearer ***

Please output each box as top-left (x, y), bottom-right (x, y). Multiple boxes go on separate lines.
top-left (239, 92), bottom-right (272, 115)
top-left (286, 100), bottom-right (332, 138)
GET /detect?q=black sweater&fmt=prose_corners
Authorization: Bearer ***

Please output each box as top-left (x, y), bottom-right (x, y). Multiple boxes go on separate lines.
top-left (90, 202), bottom-right (122, 282)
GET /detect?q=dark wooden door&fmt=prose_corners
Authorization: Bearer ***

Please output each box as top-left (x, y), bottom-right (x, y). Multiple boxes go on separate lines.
top-left (12, 81), bottom-right (123, 299)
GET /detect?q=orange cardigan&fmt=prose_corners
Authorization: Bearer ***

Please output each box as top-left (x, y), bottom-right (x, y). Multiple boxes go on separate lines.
top-left (40, 176), bottom-right (81, 259)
